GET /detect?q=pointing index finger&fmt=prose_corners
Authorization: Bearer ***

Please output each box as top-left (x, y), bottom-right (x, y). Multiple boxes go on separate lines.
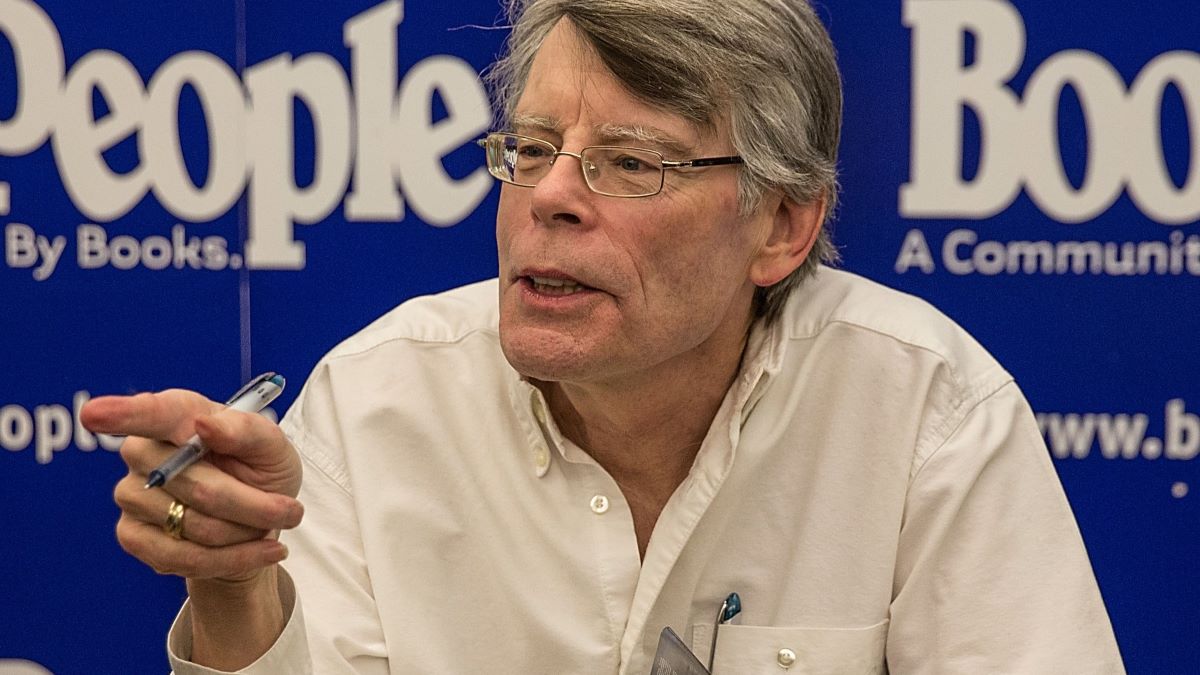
top-left (81, 389), bottom-right (222, 445)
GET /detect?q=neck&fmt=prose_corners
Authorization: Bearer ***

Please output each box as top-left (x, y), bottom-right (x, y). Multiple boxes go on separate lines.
top-left (535, 297), bottom-right (757, 559)
top-left (540, 314), bottom-right (753, 494)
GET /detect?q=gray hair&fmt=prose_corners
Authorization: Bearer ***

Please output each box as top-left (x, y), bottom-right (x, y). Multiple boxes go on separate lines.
top-left (486, 0), bottom-right (843, 324)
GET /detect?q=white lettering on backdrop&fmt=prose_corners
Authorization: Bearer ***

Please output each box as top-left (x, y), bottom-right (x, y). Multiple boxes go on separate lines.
top-left (902, 0), bottom-right (1200, 225)
top-left (0, 0), bottom-right (493, 269)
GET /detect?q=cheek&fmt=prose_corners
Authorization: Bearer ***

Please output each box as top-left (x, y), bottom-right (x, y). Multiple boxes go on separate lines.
top-left (631, 196), bottom-right (749, 295)
top-left (495, 189), bottom-right (528, 249)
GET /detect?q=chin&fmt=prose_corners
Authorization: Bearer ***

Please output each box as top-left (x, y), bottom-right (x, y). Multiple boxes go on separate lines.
top-left (499, 327), bottom-right (602, 383)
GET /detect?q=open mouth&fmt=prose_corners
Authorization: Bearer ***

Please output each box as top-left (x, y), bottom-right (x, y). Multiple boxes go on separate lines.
top-left (526, 275), bottom-right (588, 296)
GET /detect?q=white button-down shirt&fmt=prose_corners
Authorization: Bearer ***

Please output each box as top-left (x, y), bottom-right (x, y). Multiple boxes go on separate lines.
top-left (169, 269), bottom-right (1123, 674)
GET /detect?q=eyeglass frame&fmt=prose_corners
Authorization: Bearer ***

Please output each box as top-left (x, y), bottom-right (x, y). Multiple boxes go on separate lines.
top-left (476, 131), bottom-right (744, 198)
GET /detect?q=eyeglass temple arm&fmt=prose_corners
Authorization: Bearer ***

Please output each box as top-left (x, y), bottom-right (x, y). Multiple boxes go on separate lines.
top-left (478, 136), bottom-right (742, 173)
top-left (662, 156), bottom-right (744, 169)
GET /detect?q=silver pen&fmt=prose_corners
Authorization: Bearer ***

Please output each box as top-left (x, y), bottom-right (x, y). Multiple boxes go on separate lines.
top-left (143, 372), bottom-right (286, 489)
top-left (708, 592), bottom-right (741, 673)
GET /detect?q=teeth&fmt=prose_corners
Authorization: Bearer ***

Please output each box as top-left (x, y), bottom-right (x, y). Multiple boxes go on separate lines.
top-left (529, 276), bottom-right (583, 294)
top-left (530, 276), bottom-right (575, 287)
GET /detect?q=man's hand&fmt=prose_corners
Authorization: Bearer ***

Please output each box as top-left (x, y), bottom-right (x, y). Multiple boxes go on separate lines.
top-left (82, 388), bottom-right (304, 581)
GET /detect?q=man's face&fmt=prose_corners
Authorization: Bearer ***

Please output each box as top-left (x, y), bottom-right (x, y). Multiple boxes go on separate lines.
top-left (496, 18), bottom-right (774, 387)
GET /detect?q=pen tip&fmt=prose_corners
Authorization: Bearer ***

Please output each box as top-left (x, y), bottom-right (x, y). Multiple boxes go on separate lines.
top-left (144, 473), bottom-right (164, 490)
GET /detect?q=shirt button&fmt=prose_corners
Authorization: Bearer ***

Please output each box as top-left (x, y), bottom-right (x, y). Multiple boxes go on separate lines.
top-left (589, 494), bottom-right (610, 514)
top-left (532, 402), bottom-right (547, 425)
top-left (533, 444), bottom-right (550, 474)
top-left (776, 648), bottom-right (797, 669)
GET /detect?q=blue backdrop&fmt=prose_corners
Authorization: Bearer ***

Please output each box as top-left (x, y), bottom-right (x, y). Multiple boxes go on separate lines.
top-left (1, 1), bottom-right (1195, 672)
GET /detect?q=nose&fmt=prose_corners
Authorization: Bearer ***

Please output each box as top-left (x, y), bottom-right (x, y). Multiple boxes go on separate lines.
top-left (529, 150), bottom-right (591, 226)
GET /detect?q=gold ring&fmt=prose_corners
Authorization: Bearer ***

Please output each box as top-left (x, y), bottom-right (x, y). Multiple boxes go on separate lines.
top-left (164, 500), bottom-right (186, 540)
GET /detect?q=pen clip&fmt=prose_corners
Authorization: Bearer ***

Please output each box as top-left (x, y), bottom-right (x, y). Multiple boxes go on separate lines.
top-left (224, 371), bottom-right (277, 405)
top-left (717, 592), bottom-right (741, 625)
top-left (709, 592), bottom-right (742, 672)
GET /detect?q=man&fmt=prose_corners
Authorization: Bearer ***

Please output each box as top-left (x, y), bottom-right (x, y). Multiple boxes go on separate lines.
top-left (83, 0), bottom-right (1124, 672)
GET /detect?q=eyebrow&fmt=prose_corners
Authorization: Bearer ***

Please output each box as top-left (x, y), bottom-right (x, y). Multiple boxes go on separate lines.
top-left (509, 114), bottom-right (696, 157)
top-left (594, 123), bottom-right (695, 157)
top-left (511, 113), bottom-right (558, 134)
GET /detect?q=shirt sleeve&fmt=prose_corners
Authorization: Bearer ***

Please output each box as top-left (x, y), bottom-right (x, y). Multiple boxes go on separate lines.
top-left (167, 568), bottom-right (312, 675)
top-left (165, 370), bottom-right (391, 674)
top-left (886, 381), bottom-right (1125, 673)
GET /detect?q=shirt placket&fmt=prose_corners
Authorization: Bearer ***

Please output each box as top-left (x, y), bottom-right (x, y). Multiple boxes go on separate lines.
top-left (518, 382), bottom-right (643, 671)
top-left (618, 323), bottom-right (782, 672)
top-left (505, 319), bottom-right (782, 674)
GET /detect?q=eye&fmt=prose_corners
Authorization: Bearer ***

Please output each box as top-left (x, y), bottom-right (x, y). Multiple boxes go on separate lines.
top-left (616, 155), bottom-right (647, 172)
top-left (517, 142), bottom-right (550, 158)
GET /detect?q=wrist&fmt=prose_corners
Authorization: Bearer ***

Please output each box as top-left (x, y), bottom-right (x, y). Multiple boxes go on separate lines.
top-left (187, 565), bottom-right (286, 670)
top-left (189, 563), bottom-right (276, 595)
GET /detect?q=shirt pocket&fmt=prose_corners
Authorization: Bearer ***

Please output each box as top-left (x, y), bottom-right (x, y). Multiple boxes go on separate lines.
top-left (691, 619), bottom-right (888, 675)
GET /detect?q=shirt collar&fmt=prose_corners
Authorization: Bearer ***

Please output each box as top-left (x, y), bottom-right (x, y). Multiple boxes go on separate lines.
top-left (504, 315), bottom-right (787, 478)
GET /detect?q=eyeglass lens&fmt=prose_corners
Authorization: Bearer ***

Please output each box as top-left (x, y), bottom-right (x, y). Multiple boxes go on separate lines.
top-left (487, 134), bottom-right (664, 197)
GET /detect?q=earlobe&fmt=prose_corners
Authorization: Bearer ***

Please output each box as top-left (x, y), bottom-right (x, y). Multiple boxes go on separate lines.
top-left (749, 193), bottom-right (826, 287)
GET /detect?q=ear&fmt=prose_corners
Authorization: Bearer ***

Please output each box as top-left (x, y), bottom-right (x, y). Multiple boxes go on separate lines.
top-left (749, 192), bottom-right (826, 287)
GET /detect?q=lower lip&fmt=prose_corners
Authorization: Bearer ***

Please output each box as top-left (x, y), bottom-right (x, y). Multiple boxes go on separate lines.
top-left (517, 277), bottom-right (601, 309)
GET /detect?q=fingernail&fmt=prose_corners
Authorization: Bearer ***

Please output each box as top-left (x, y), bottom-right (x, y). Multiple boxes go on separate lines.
top-left (277, 543), bottom-right (289, 561)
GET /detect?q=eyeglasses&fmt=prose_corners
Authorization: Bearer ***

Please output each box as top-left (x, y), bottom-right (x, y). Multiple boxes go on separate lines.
top-left (477, 132), bottom-right (744, 198)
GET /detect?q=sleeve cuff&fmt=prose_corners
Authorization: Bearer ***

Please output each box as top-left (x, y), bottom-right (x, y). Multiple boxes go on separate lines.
top-left (167, 568), bottom-right (311, 675)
